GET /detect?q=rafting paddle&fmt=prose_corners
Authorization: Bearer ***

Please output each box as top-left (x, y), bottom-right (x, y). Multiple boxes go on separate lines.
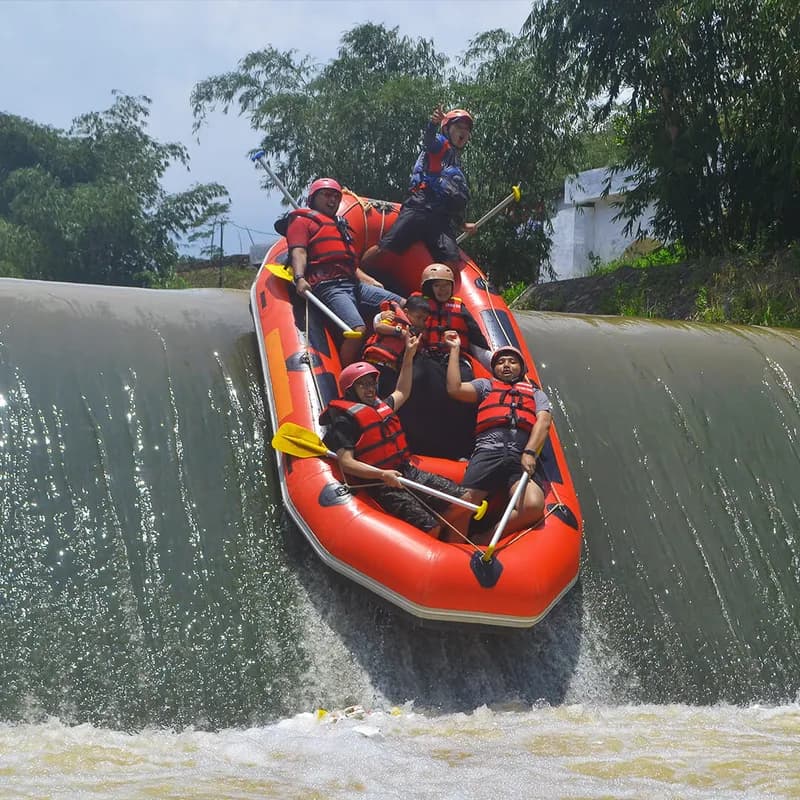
top-left (470, 471), bottom-right (532, 588)
top-left (456, 185), bottom-right (522, 243)
top-left (251, 150), bottom-right (299, 209)
top-left (265, 262), bottom-right (363, 339)
top-left (272, 422), bottom-right (488, 520)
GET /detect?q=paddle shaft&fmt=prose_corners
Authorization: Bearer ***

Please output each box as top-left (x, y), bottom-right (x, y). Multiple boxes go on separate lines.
top-left (482, 471), bottom-right (530, 562)
top-left (303, 288), bottom-right (362, 337)
top-left (251, 150), bottom-right (300, 209)
top-left (280, 433), bottom-right (485, 517)
top-left (456, 186), bottom-right (521, 244)
top-left (264, 263), bottom-right (362, 338)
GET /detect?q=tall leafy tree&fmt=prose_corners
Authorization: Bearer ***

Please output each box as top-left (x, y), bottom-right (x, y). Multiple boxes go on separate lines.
top-left (0, 94), bottom-right (227, 285)
top-left (455, 29), bottom-right (589, 283)
top-left (192, 24), bottom-right (449, 203)
top-left (193, 23), bottom-right (591, 285)
top-left (526, 0), bottom-right (800, 254)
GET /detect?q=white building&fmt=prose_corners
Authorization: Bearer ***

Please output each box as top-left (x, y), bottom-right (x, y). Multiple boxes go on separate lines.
top-left (549, 167), bottom-right (659, 280)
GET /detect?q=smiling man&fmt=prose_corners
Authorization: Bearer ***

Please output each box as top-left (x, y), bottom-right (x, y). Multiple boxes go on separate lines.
top-left (444, 333), bottom-right (553, 538)
top-left (286, 177), bottom-right (403, 365)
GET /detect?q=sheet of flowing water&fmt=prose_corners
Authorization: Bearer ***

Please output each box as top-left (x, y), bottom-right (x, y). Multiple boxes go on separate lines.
top-left (1, 280), bottom-right (799, 797)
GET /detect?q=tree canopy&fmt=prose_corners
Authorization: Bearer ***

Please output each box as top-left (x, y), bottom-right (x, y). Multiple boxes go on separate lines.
top-left (6, 6), bottom-right (795, 289)
top-left (192, 23), bottom-right (590, 285)
top-left (0, 93), bottom-right (228, 285)
top-left (192, 24), bottom-right (449, 203)
top-left (525, 0), bottom-right (800, 254)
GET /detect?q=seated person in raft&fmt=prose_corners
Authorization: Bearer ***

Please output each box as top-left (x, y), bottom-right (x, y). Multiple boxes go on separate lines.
top-left (319, 333), bottom-right (472, 541)
top-left (362, 294), bottom-right (431, 396)
top-left (444, 332), bottom-right (553, 541)
top-left (284, 176), bottom-right (403, 366)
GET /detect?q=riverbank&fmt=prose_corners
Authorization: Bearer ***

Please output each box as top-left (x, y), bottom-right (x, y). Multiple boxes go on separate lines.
top-left (513, 245), bottom-right (800, 328)
top-left (176, 245), bottom-right (800, 329)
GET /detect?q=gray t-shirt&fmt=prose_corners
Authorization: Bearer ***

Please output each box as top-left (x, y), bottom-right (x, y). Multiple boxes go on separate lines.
top-left (470, 378), bottom-right (552, 452)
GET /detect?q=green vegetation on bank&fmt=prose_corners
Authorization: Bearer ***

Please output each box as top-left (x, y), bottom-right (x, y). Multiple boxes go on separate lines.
top-left (0, 95), bottom-right (227, 286)
top-left (692, 247), bottom-right (800, 328)
top-left (519, 243), bottom-right (800, 329)
top-left (2, 3), bottom-right (798, 313)
top-left (171, 258), bottom-right (255, 290)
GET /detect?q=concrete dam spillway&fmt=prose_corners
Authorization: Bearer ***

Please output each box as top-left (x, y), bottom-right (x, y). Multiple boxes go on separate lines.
top-left (1, 278), bottom-right (799, 730)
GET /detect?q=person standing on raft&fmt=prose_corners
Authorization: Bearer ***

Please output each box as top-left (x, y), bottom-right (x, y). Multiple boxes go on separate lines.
top-left (361, 107), bottom-right (477, 270)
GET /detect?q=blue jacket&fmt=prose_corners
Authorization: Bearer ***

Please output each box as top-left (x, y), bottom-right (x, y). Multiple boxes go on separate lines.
top-left (408, 122), bottom-right (470, 212)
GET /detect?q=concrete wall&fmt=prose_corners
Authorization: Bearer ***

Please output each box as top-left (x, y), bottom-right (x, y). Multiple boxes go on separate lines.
top-left (549, 167), bottom-right (659, 281)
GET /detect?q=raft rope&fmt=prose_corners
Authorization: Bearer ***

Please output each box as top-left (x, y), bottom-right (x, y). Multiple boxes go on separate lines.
top-left (344, 473), bottom-right (561, 556)
top-left (481, 267), bottom-right (513, 348)
top-left (492, 471), bottom-right (568, 554)
top-left (341, 187), bottom-right (389, 250)
top-left (339, 478), bottom-right (481, 551)
top-left (493, 500), bottom-right (558, 554)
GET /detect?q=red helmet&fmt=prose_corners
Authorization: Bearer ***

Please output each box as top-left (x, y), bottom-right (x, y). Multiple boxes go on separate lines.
top-left (308, 178), bottom-right (342, 201)
top-left (490, 345), bottom-right (527, 376)
top-left (338, 361), bottom-right (379, 394)
top-left (420, 263), bottom-right (454, 288)
top-left (441, 109), bottom-right (474, 131)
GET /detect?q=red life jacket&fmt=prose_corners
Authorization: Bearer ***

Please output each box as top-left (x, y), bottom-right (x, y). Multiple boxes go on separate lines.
top-left (288, 208), bottom-right (358, 286)
top-left (475, 379), bottom-right (539, 435)
top-left (409, 291), bottom-right (470, 353)
top-left (363, 301), bottom-right (410, 369)
top-left (325, 399), bottom-right (410, 469)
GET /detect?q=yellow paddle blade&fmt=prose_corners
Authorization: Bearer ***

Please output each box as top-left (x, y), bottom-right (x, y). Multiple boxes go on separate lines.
top-left (266, 262), bottom-right (293, 281)
top-left (271, 422), bottom-right (330, 459)
top-left (266, 262), bottom-right (362, 339)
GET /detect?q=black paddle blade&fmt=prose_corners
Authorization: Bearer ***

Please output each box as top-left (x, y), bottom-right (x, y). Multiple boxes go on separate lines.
top-left (547, 503), bottom-right (580, 530)
top-left (470, 550), bottom-right (504, 588)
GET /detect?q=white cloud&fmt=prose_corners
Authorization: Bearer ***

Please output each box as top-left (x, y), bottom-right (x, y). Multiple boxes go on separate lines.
top-left (2, 0), bottom-right (531, 254)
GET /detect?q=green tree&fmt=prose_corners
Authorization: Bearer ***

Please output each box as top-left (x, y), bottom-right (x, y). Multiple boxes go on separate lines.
top-left (455, 29), bottom-right (588, 283)
top-left (525, 0), bottom-right (800, 255)
top-left (192, 24), bottom-right (448, 203)
top-left (192, 22), bottom-right (590, 285)
top-left (0, 94), bottom-right (228, 285)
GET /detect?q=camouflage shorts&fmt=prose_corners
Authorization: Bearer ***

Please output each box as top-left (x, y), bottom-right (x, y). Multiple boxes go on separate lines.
top-left (370, 464), bottom-right (466, 533)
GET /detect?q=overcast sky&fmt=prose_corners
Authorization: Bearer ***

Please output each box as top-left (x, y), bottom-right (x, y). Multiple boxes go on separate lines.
top-left (2, 0), bottom-right (531, 256)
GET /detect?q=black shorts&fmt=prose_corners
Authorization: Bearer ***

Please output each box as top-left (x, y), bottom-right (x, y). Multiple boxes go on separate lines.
top-left (379, 202), bottom-right (460, 264)
top-left (461, 446), bottom-right (542, 493)
top-left (369, 464), bottom-right (466, 532)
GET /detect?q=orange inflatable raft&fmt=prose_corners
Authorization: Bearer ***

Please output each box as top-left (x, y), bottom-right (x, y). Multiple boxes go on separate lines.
top-left (250, 191), bottom-right (582, 628)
